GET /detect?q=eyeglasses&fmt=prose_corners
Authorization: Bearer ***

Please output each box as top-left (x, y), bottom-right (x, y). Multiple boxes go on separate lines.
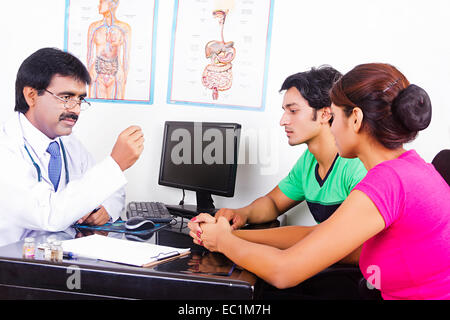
top-left (44, 89), bottom-right (91, 111)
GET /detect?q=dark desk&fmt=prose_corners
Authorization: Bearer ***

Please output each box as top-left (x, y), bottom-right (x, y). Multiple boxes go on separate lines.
top-left (0, 223), bottom-right (259, 300)
top-left (0, 220), bottom-right (381, 300)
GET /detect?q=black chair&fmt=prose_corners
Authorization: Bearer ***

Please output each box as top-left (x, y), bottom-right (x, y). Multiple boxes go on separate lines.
top-left (432, 149), bottom-right (450, 185)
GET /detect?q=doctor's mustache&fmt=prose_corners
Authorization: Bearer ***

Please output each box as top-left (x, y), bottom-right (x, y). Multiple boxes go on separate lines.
top-left (59, 112), bottom-right (78, 122)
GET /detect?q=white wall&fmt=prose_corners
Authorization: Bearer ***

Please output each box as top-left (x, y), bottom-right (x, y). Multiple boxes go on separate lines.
top-left (1, 0), bottom-right (449, 226)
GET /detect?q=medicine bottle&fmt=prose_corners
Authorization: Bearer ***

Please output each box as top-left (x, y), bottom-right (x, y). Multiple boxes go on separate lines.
top-left (51, 240), bottom-right (63, 262)
top-left (22, 237), bottom-right (35, 259)
top-left (42, 242), bottom-right (52, 261)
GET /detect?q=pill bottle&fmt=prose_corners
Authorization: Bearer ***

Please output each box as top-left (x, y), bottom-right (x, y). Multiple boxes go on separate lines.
top-left (42, 242), bottom-right (52, 261)
top-left (22, 237), bottom-right (35, 259)
top-left (51, 240), bottom-right (63, 262)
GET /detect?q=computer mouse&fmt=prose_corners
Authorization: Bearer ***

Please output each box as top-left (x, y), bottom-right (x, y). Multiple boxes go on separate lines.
top-left (125, 217), bottom-right (155, 231)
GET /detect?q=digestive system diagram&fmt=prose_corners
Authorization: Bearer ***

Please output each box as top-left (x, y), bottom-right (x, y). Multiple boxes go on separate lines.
top-left (201, 10), bottom-right (236, 100)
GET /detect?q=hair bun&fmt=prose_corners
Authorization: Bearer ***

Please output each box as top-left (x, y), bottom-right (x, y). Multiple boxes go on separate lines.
top-left (392, 84), bottom-right (432, 132)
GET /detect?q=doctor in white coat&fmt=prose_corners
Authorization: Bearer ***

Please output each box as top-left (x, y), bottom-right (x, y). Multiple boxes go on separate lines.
top-left (0, 47), bottom-right (144, 247)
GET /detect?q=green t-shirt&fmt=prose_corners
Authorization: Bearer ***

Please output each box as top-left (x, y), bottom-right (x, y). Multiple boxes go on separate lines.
top-left (278, 149), bottom-right (367, 223)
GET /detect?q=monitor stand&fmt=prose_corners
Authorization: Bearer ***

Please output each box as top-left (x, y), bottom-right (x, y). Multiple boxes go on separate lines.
top-left (166, 191), bottom-right (218, 218)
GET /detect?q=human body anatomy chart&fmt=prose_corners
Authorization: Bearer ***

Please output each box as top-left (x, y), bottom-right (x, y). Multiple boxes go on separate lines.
top-left (87, 2), bottom-right (131, 100)
top-left (65, 0), bottom-right (158, 104)
top-left (168, 0), bottom-right (274, 110)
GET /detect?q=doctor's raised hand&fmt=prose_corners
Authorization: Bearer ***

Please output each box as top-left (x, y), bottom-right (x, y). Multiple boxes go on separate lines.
top-left (110, 125), bottom-right (145, 171)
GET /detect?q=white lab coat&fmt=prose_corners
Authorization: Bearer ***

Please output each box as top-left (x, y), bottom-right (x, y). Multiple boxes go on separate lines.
top-left (0, 112), bottom-right (127, 247)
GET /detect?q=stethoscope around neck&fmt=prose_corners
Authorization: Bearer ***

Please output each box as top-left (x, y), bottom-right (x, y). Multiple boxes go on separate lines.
top-left (23, 139), bottom-right (70, 185)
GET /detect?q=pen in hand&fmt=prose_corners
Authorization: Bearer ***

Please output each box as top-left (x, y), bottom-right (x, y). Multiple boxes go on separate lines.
top-left (77, 206), bottom-right (101, 224)
top-left (91, 207), bottom-right (101, 214)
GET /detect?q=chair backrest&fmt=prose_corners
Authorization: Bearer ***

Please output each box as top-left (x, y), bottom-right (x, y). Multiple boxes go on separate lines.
top-left (432, 149), bottom-right (450, 186)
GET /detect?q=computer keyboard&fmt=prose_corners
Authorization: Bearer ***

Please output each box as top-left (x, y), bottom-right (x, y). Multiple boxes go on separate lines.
top-left (126, 201), bottom-right (174, 223)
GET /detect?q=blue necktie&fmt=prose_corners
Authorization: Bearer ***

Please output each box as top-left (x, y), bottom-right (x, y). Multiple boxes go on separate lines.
top-left (47, 141), bottom-right (62, 191)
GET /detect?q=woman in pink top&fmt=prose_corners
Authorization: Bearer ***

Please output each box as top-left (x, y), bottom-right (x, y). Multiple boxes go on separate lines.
top-left (188, 63), bottom-right (450, 300)
top-left (329, 63), bottom-right (450, 299)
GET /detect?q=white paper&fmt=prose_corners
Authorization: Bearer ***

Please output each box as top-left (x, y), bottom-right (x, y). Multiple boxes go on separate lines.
top-left (61, 234), bottom-right (190, 267)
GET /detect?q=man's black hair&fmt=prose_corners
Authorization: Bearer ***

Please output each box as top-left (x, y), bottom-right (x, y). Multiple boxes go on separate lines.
top-left (15, 47), bottom-right (91, 113)
top-left (280, 65), bottom-right (342, 119)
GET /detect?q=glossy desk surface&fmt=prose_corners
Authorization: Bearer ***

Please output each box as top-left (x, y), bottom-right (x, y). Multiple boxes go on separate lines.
top-left (0, 221), bottom-right (259, 300)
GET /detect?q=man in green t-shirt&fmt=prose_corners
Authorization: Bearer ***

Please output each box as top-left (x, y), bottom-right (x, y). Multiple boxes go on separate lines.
top-left (189, 66), bottom-right (367, 262)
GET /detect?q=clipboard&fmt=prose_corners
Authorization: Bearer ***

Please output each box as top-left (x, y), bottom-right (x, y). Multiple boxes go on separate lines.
top-left (61, 234), bottom-right (190, 267)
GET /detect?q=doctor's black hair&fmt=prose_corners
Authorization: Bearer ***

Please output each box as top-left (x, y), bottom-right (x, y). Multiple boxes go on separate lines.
top-left (14, 47), bottom-right (91, 114)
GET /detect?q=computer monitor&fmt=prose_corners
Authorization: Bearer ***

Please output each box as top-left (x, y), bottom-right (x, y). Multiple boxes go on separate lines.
top-left (158, 121), bottom-right (241, 217)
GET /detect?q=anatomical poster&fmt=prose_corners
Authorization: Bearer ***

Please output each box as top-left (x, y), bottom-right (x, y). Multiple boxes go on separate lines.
top-left (167, 0), bottom-right (274, 111)
top-left (64, 0), bottom-right (158, 104)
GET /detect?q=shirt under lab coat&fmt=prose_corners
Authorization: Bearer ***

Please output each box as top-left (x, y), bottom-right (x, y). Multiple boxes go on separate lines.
top-left (0, 112), bottom-right (127, 247)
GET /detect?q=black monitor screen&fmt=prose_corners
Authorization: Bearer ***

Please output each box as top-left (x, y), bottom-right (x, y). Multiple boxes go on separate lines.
top-left (158, 121), bottom-right (241, 197)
